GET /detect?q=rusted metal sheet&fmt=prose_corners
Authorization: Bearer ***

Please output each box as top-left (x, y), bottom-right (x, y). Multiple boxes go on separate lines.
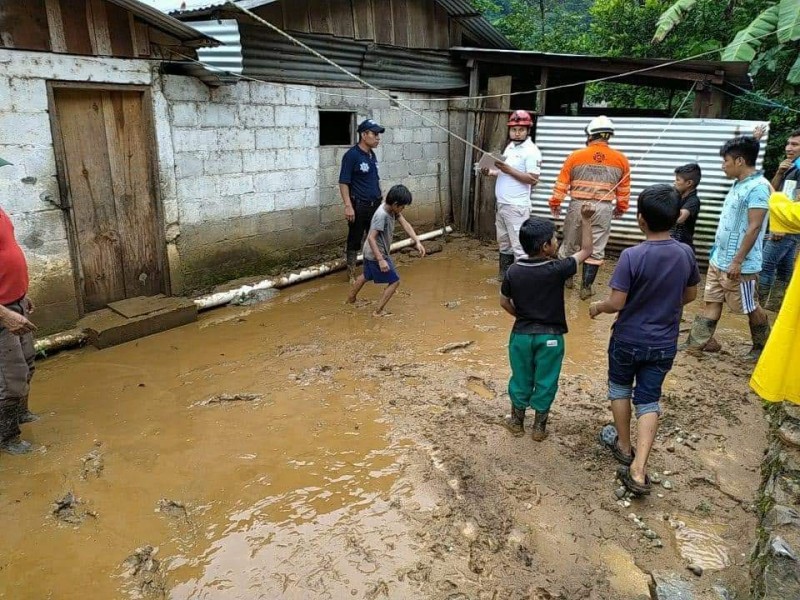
top-left (531, 116), bottom-right (768, 267)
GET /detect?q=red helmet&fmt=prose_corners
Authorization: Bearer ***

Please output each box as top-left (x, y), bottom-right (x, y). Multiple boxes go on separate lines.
top-left (507, 110), bottom-right (533, 128)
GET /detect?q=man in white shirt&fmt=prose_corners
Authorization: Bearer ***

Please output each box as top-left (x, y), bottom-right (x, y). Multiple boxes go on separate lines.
top-left (481, 110), bottom-right (542, 279)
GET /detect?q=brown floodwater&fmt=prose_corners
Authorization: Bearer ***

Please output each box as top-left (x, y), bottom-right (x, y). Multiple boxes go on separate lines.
top-left (0, 237), bottom-right (763, 599)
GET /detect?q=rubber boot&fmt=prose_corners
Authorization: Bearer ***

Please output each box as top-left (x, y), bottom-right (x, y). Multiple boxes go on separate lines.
top-left (18, 396), bottom-right (39, 424)
top-left (681, 315), bottom-right (719, 352)
top-left (765, 279), bottom-right (788, 312)
top-left (531, 411), bottom-right (549, 442)
top-left (0, 437), bottom-right (32, 455)
top-left (744, 320), bottom-right (771, 362)
top-left (346, 251), bottom-right (358, 284)
top-left (580, 264), bottom-right (599, 300)
top-left (502, 405), bottom-right (526, 437)
top-left (565, 276), bottom-right (574, 290)
top-left (0, 398), bottom-right (29, 455)
top-left (498, 253), bottom-right (514, 281)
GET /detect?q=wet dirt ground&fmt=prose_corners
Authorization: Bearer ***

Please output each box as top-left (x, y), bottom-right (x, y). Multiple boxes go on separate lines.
top-left (0, 235), bottom-right (768, 599)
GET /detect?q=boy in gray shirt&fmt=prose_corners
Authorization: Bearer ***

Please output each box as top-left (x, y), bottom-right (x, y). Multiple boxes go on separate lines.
top-left (347, 184), bottom-right (426, 315)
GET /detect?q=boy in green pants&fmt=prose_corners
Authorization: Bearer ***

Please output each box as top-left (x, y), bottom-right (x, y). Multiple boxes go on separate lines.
top-left (500, 203), bottom-right (594, 440)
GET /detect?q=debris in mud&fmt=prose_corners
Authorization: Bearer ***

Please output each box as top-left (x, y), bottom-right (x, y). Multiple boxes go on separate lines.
top-left (364, 579), bottom-right (389, 599)
top-left (229, 287), bottom-right (279, 306)
top-left (52, 491), bottom-right (96, 524)
top-left (155, 499), bottom-right (187, 519)
top-left (650, 572), bottom-right (697, 600)
top-left (192, 393), bottom-right (263, 407)
top-left (443, 300), bottom-right (461, 309)
top-left (275, 342), bottom-right (321, 357)
top-left (120, 545), bottom-right (166, 599)
top-left (80, 448), bottom-right (104, 480)
top-left (289, 365), bottom-right (338, 386)
top-left (436, 341), bottom-right (474, 354)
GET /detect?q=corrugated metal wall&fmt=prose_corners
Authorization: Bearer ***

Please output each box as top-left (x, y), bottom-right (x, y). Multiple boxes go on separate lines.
top-left (531, 117), bottom-right (768, 267)
top-left (189, 19), bottom-right (244, 74)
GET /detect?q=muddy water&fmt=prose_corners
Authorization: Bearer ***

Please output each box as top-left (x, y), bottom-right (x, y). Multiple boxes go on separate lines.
top-left (0, 236), bottom-right (767, 599)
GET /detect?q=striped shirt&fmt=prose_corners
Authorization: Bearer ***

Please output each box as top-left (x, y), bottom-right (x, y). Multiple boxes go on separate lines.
top-left (549, 140), bottom-right (631, 211)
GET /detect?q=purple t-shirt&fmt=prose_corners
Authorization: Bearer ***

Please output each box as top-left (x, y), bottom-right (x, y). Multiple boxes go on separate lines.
top-left (609, 239), bottom-right (701, 347)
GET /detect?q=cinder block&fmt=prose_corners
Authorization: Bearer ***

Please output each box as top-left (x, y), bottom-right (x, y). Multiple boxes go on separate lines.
top-left (176, 175), bottom-right (217, 200)
top-left (240, 192), bottom-right (274, 216)
top-left (218, 174), bottom-right (254, 196)
top-left (0, 78), bottom-right (11, 107)
top-left (403, 144), bottom-right (424, 160)
top-left (243, 150), bottom-right (278, 173)
top-left (171, 102), bottom-right (198, 127)
top-left (282, 147), bottom-right (315, 170)
top-left (238, 104), bottom-right (274, 128)
top-left (303, 188), bottom-right (319, 207)
top-left (254, 171), bottom-right (288, 194)
top-left (0, 112), bottom-right (52, 146)
top-left (318, 148), bottom-right (338, 168)
top-left (289, 169), bottom-right (318, 190)
top-left (204, 151), bottom-right (243, 176)
top-left (250, 82), bottom-right (285, 105)
top-left (175, 152), bottom-right (205, 179)
top-left (423, 143), bottom-right (442, 161)
top-left (198, 103), bottom-right (236, 127)
top-left (255, 128), bottom-right (289, 149)
top-left (10, 78), bottom-right (48, 112)
top-left (210, 82), bottom-right (249, 104)
top-left (172, 129), bottom-right (216, 152)
top-left (162, 75), bottom-right (210, 102)
top-left (284, 85), bottom-right (315, 106)
top-left (287, 128), bottom-right (316, 148)
top-left (274, 105), bottom-right (307, 128)
top-left (259, 209), bottom-right (292, 232)
top-left (275, 189), bottom-right (306, 211)
top-left (413, 129), bottom-right (432, 143)
top-left (320, 203), bottom-right (343, 224)
top-left (216, 128), bottom-right (255, 151)
top-left (319, 186), bottom-right (341, 207)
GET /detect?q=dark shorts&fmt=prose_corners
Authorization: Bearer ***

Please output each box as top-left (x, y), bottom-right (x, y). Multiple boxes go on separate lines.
top-left (607, 337), bottom-right (677, 418)
top-left (363, 258), bottom-right (400, 284)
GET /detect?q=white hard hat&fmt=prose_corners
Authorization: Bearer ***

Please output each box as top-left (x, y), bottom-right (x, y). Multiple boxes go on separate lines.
top-left (586, 115), bottom-right (615, 136)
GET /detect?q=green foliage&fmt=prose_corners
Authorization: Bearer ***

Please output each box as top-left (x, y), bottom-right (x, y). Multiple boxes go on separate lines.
top-left (721, 4), bottom-right (780, 61)
top-left (652, 0), bottom-right (697, 43)
top-left (789, 53), bottom-right (800, 83)
top-left (776, 0), bottom-right (800, 43)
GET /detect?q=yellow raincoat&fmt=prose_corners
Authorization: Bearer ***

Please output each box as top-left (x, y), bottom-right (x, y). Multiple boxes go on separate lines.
top-left (750, 192), bottom-right (800, 404)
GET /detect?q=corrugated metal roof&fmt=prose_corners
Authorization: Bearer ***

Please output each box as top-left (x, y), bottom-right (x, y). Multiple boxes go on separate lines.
top-left (236, 25), bottom-right (469, 90)
top-left (530, 116), bottom-right (768, 267)
top-left (107, 0), bottom-right (221, 46)
top-left (171, 0), bottom-right (513, 49)
top-left (188, 19), bottom-right (243, 73)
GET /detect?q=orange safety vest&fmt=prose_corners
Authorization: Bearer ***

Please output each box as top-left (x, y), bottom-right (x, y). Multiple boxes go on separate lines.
top-left (548, 140), bottom-right (631, 212)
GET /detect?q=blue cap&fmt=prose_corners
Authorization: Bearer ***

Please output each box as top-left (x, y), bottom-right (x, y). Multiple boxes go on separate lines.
top-left (357, 119), bottom-right (385, 134)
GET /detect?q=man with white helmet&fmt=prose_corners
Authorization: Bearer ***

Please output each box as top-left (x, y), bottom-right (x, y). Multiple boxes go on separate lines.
top-left (481, 109), bottom-right (543, 279)
top-left (549, 116), bottom-right (631, 299)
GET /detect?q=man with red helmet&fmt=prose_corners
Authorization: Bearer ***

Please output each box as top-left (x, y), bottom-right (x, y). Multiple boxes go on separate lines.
top-left (481, 109), bottom-right (542, 279)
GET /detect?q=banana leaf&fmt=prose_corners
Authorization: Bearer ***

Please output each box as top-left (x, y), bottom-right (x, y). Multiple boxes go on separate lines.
top-left (777, 0), bottom-right (800, 43)
top-left (788, 53), bottom-right (800, 84)
top-left (721, 4), bottom-right (780, 62)
top-left (652, 0), bottom-right (697, 43)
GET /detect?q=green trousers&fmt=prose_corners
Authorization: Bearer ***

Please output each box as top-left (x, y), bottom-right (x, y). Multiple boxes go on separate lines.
top-left (508, 332), bottom-right (565, 412)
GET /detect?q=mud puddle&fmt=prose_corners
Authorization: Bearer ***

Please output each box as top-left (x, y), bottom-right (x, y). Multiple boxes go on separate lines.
top-left (0, 236), bottom-right (767, 599)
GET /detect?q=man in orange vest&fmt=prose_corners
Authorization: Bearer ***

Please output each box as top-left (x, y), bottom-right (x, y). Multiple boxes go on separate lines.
top-left (549, 116), bottom-right (631, 299)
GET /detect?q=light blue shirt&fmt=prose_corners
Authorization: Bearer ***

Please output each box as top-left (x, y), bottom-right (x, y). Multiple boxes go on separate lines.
top-left (710, 171), bottom-right (770, 275)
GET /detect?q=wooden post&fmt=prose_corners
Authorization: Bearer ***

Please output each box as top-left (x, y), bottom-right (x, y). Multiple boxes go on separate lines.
top-left (473, 76), bottom-right (512, 240)
top-left (537, 67), bottom-right (549, 115)
top-left (459, 61), bottom-right (479, 232)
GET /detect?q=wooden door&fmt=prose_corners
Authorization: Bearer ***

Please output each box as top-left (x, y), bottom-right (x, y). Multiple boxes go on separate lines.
top-left (52, 87), bottom-right (165, 312)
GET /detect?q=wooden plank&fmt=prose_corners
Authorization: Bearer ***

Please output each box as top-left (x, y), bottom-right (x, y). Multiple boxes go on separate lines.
top-left (44, 0), bottom-right (67, 52)
top-left (329, 1), bottom-right (355, 38)
top-left (283, 0), bottom-right (310, 32)
top-left (351, 0), bottom-right (374, 40)
top-left (474, 76), bottom-right (512, 239)
top-left (433, 2), bottom-right (449, 49)
top-left (0, 0), bottom-right (50, 50)
top-left (373, 0), bottom-right (393, 45)
top-left (60, 0), bottom-right (93, 54)
top-left (308, 0), bottom-right (333, 35)
top-left (133, 20), bottom-right (150, 56)
top-left (406, 0), bottom-right (428, 48)
top-left (106, 1), bottom-right (134, 57)
top-left (537, 67), bottom-right (549, 115)
top-left (391, 0), bottom-right (409, 47)
top-left (53, 89), bottom-right (127, 311)
top-left (87, 0), bottom-right (112, 55)
top-left (254, 3), bottom-right (283, 28)
top-left (102, 91), bottom-right (163, 298)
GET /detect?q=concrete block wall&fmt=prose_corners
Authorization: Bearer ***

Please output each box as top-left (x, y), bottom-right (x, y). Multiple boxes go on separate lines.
top-left (0, 49), bottom-right (154, 334)
top-left (317, 87), bottom-right (450, 236)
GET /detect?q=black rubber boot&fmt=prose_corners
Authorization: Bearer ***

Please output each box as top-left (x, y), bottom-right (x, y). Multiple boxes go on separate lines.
top-left (765, 279), bottom-right (788, 312)
top-left (757, 283), bottom-right (770, 307)
top-left (502, 406), bottom-right (526, 437)
top-left (0, 437), bottom-right (32, 455)
top-left (580, 264), bottom-right (599, 300)
top-left (681, 315), bottom-right (719, 352)
top-left (346, 251), bottom-right (358, 283)
top-left (744, 320), bottom-right (771, 362)
top-left (532, 411), bottom-right (549, 442)
top-left (499, 253), bottom-right (515, 281)
top-left (18, 396), bottom-right (39, 424)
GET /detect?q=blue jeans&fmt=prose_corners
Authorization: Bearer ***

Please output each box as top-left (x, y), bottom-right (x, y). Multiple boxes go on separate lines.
top-left (759, 234), bottom-right (799, 288)
top-left (607, 338), bottom-right (677, 418)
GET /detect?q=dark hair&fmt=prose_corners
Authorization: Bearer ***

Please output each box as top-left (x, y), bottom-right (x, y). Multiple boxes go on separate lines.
top-left (637, 184), bottom-right (680, 232)
top-left (719, 136), bottom-right (760, 166)
top-left (519, 217), bottom-right (555, 256)
top-left (386, 184), bottom-right (412, 206)
top-left (789, 129), bottom-right (800, 139)
top-left (674, 163), bottom-right (702, 187)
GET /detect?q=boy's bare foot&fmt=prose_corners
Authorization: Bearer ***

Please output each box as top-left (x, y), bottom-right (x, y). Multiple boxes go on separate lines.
top-left (372, 310), bottom-right (393, 318)
top-left (346, 294), bottom-right (357, 304)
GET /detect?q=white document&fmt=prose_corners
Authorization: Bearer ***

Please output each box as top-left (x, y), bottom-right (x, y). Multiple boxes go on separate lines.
top-left (477, 152), bottom-right (506, 171)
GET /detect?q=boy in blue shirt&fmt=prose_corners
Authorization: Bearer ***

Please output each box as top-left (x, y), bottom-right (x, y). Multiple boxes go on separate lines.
top-left (499, 203), bottom-right (594, 441)
top-left (591, 184), bottom-right (700, 495)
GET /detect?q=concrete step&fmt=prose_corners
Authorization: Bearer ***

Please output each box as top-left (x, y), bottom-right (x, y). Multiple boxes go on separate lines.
top-left (79, 295), bottom-right (197, 349)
